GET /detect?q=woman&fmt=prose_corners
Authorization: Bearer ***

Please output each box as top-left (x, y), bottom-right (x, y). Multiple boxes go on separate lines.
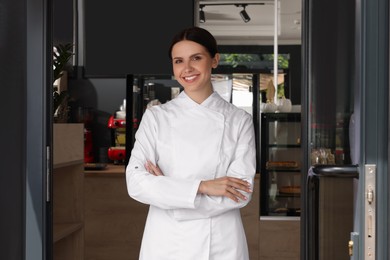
top-left (126, 27), bottom-right (256, 260)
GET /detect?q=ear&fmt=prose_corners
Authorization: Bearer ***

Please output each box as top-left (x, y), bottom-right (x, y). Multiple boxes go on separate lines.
top-left (212, 53), bottom-right (220, 69)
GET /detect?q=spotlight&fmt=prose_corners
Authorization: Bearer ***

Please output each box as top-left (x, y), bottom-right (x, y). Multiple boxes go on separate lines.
top-left (199, 5), bottom-right (206, 23)
top-left (239, 5), bottom-right (251, 23)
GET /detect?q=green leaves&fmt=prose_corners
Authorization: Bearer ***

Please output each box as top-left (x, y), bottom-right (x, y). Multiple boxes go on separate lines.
top-left (53, 87), bottom-right (68, 113)
top-left (53, 43), bottom-right (74, 82)
top-left (53, 43), bottom-right (74, 115)
top-left (222, 53), bottom-right (254, 68)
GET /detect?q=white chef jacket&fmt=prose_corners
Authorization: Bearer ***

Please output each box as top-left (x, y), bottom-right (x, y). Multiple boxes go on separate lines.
top-left (126, 91), bottom-right (256, 260)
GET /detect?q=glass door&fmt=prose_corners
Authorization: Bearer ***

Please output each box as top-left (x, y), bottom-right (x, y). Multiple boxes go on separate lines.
top-left (302, 0), bottom-right (389, 259)
top-left (302, 0), bottom-right (357, 259)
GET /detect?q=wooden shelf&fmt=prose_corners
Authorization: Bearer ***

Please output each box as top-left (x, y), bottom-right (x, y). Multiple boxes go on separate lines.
top-left (54, 159), bottom-right (84, 169)
top-left (53, 123), bottom-right (84, 167)
top-left (53, 123), bottom-right (84, 260)
top-left (53, 222), bottom-right (84, 243)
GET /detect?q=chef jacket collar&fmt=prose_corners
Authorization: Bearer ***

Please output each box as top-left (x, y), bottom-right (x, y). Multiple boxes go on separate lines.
top-left (177, 91), bottom-right (220, 109)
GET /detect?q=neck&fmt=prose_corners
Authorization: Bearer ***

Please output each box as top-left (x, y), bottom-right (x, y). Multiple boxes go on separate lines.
top-left (185, 87), bottom-right (213, 104)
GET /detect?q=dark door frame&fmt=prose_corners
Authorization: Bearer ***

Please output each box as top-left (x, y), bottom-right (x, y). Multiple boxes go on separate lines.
top-left (301, 0), bottom-right (389, 259)
top-left (0, 0), bottom-right (52, 259)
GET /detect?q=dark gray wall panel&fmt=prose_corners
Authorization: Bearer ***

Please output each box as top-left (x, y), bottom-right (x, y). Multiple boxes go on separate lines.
top-left (84, 0), bottom-right (194, 77)
top-left (0, 0), bottom-right (26, 259)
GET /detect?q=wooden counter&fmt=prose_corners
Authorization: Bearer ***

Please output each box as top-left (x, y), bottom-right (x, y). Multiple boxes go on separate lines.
top-left (84, 164), bottom-right (127, 177)
top-left (84, 164), bottom-right (149, 260)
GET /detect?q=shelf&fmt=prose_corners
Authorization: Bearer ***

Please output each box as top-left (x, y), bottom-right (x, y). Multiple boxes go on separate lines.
top-left (266, 168), bottom-right (301, 172)
top-left (53, 222), bottom-right (83, 243)
top-left (261, 112), bottom-right (301, 121)
top-left (268, 208), bottom-right (301, 217)
top-left (267, 144), bottom-right (301, 148)
top-left (277, 193), bottom-right (301, 198)
top-left (53, 123), bottom-right (84, 259)
top-left (53, 159), bottom-right (84, 169)
top-left (261, 112), bottom-right (302, 217)
top-left (260, 216), bottom-right (300, 221)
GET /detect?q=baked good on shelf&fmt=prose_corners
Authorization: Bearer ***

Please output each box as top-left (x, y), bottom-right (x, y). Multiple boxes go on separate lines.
top-left (279, 185), bottom-right (301, 194)
top-left (274, 207), bottom-right (288, 213)
top-left (266, 161), bottom-right (298, 169)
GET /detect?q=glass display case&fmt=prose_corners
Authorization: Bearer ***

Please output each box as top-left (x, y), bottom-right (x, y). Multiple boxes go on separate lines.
top-left (260, 112), bottom-right (301, 217)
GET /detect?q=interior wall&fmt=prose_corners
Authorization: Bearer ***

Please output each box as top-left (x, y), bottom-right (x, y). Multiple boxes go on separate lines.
top-left (83, 0), bottom-right (195, 77)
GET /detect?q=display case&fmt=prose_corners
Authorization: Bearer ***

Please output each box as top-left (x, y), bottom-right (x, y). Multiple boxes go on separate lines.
top-left (260, 112), bottom-right (301, 217)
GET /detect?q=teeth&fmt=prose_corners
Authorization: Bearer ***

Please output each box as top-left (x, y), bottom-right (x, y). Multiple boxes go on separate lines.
top-left (184, 75), bottom-right (196, 81)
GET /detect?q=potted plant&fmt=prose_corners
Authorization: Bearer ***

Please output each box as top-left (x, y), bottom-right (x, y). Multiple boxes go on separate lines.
top-left (53, 43), bottom-right (74, 122)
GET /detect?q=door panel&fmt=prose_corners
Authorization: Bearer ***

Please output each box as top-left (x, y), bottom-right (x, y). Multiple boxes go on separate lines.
top-left (302, 0), bottom-right (389, 259)
top-left (26, 0), bottom-right (52, 259)
top-left (357, 0), bottom-right (389, 258)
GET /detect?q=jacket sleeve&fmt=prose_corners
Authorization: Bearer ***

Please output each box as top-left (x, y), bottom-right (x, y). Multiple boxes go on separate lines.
top-left (172, 113), bottom-right (257, 221)
top-left (126, 109), bottom-right (201, 210)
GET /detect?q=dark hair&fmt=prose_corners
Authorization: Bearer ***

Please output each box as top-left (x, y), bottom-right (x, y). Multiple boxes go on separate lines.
top-left (168, 27), bottom-right (218, 59)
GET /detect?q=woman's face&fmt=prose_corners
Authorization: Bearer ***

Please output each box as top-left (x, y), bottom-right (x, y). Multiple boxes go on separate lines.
top-left (171, 40), bottom-right (219, 94)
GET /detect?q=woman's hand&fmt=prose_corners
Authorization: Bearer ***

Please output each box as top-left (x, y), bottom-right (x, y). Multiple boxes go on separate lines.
top-left (198, 176), bottom-right (252, 202)
top-left (145, 160), bottom-right (164, 176)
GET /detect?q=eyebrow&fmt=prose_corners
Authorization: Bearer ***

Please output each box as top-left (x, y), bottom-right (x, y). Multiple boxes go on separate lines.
top-left (172, 52), bottom-right (204, 60)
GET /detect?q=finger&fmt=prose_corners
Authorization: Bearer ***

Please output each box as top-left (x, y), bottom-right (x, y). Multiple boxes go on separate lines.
top-left (150, 165), bottom-right (163, 176)
top-left (147, 161), bottom-right (164, 176)
top-left (155, 170), bottom-right (164, 176)
top-left (228, 186), bottom-right (248, 201)
top-left (228, 180), bottom-right (252, 193)
top-left (144, 162), bottom-right (151, 173)
top-left (145, 161), bottom-right (157, 175)
top-left (223, 186), bottom-right (245, 202)
top-left (228, 177), bottom-right (251, 186)
top-left (225, 187), bottom-right (239, 202)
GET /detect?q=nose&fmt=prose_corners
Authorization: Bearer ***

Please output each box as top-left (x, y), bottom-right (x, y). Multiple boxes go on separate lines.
top-left (183, 60), bottom-right (193, 72)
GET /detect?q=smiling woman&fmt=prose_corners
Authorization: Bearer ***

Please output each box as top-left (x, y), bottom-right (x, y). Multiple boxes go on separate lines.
top-left (125, 26), bottom-right (256, 260)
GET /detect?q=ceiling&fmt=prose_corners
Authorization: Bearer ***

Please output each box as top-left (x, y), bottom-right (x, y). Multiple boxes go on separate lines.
top-left (197, 0), bottom-right (302, 45)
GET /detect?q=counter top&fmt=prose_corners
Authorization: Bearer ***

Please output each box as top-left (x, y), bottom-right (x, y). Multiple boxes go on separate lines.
top-left (85, 163), bottom-right (126, 177)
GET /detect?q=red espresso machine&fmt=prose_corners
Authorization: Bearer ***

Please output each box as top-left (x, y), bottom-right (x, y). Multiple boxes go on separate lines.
top-left (107, 101), bottom-right (126, 164)
top-left (75, 107), bottom-right (94, 163)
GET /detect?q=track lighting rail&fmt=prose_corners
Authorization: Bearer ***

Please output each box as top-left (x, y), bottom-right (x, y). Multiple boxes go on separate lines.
top-left (199, 0), bottom-right (273, 6)
top-left (199, 1), bottom-right (270, 23)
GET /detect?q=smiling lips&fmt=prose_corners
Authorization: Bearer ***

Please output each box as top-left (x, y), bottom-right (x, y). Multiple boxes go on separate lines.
top-left (183, 75), bottom-right (198, 82)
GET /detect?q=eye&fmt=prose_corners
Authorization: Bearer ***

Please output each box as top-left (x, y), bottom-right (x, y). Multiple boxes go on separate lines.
top-left (191, 55), bottom-right (202, 61)
top-left (173, 59), bottom-right (183, 64)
